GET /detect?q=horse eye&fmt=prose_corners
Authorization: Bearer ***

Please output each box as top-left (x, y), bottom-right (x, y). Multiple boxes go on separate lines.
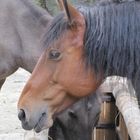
top-left (49, 50), bottom-right (61, 60)
top-left (68, 110), bottom-right (77, 119)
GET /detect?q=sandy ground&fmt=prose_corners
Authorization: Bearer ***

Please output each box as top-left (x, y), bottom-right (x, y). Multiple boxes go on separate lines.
top-left (0, 68), bottom-right (48, 140)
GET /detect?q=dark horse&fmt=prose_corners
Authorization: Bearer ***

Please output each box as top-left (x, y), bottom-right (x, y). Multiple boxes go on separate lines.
top-left (1, 0), bottom-right (101, 139)
top-left (49, 92), bottom-right (101, 140)
top-left (17, 0), bottom-right (140, 133)
top-left (0, 0), bottom-right (52, 90)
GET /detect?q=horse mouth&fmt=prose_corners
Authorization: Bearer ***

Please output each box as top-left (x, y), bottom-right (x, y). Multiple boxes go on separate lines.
top-left (34, 112), bottom-right (47, 133)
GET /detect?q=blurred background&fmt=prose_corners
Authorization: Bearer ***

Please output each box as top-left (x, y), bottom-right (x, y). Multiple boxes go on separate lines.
top-left (34, 0), bottom-right (96, 15)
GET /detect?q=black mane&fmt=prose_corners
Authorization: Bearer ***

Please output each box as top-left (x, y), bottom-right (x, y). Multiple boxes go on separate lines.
top-left (83, 1), bottom-right (140, 78)
top-left (43, 0), bottom-right (140, 99)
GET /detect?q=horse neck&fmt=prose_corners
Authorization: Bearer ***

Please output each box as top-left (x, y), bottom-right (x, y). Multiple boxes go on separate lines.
top-left (13, 0), bottom-right (52, 72)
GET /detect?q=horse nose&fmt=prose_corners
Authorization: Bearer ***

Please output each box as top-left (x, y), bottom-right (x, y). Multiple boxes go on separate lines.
top-left (18, 109), bottom-right (26, 122)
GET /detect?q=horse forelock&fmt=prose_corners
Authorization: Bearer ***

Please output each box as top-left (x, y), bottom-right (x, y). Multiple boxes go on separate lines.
top-left (43, 13), bottom-right (69, 49)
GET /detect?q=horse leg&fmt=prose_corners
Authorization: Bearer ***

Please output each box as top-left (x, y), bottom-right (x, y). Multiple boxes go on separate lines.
top-left (0, 79), bottom-right (6, 91)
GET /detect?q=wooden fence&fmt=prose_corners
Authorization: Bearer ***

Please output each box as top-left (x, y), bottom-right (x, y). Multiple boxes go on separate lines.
top-left (93, 93), bottom-right (130, 140)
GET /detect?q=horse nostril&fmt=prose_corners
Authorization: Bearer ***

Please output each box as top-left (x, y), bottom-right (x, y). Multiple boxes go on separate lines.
top-left (18, 109), bottom-right (26, 122)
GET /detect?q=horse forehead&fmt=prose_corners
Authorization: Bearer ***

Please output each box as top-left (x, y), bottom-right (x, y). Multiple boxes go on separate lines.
top-left (47, 38), bottom-right (78, 52)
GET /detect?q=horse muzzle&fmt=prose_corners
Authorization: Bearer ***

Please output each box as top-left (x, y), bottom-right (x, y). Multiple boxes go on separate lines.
top-left (18, 107), bottom-right (52, 133)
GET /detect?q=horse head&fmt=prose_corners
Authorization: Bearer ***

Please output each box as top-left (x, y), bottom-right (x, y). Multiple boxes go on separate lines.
top-left (17, 0), bottom-right (102, 132)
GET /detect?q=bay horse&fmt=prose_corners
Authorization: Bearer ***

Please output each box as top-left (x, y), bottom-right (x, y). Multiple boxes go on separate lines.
top-left (17, 0), bottom-right (140, 133)
top-left (0, 0), bottom-right (101, 139)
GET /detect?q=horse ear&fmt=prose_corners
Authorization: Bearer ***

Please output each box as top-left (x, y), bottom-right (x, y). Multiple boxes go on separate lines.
top-left (57, 0), bottom-right (84, 25)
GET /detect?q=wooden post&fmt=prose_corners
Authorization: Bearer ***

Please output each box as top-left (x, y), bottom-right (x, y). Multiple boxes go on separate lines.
top-left (116, 114), bottom-right (130, 140)
top-left (99, 76), bottom-right (140, 140)
top-left (93, 93), bottom-right (118, 140)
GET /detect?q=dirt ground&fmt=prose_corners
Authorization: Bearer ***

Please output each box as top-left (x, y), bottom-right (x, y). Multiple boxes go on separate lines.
top-left (0, 68), bottom-right (48, 140)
